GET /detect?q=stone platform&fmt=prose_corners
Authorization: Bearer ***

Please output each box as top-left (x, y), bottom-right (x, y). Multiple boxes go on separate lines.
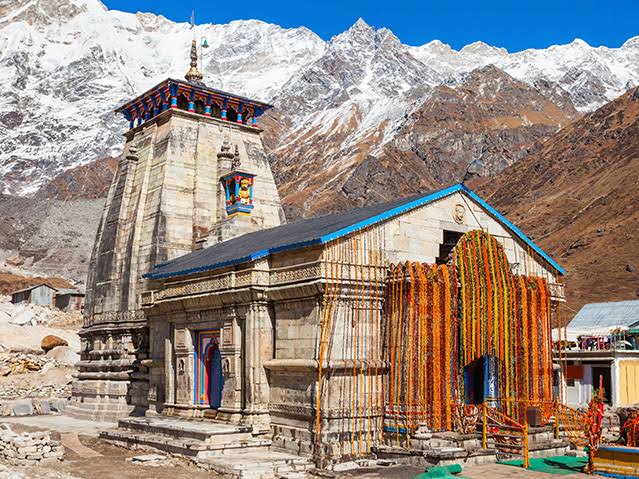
top-left (99, 416), bottom-right (315, 478)
top-left (375, 427), bottom-right (571, 468)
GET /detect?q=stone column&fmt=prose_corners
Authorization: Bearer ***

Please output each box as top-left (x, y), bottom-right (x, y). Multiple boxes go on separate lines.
top-left (217, 312), bottom-right (243, 423)
top-left (173, 327), bottom-right (193, 407)
top-left (164, 335), bottom-right (174, 405)
top-left (242, 294), bottom-right (273, 433)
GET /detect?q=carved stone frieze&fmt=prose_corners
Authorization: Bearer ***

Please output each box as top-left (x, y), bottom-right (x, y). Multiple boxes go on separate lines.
top-left (270, 262), bottom-right (322, 285)
top-left (84, 310), bottom-right (146, 327)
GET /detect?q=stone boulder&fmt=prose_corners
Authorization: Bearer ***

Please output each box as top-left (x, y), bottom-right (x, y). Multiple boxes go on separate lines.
top-left (41, 335), bottom-right (68, 353)
top-left (9, 309), bottom-right (33, 326)
top-left (45, 345), bottom-right (78, 365)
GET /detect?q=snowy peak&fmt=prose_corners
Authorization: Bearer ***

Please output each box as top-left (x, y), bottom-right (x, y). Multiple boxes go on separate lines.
top-left (0, 0), bottom-right (107, 26)
top-left (0, 1), bottom-right (638, 197)
top-left (331, 18), bottom-right (376, 49)
top-left (460, 41), bottom-right (509, 57)
top-left (622, 36), bottom-right (639, 49)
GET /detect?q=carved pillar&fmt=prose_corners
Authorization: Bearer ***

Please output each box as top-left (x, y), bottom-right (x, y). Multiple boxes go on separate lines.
top-left (237, 103), bottom-right (244, 124)
top-left (242, 295), bottom-right (273, 433)
top-left (221, 99), bottom-right (228, 120)
top-left (217, 311), bottom-right (243, 422)
top-left (164, 335), bottom-right (174, 405)
top-left (173, 327), bottom-right (193, 406)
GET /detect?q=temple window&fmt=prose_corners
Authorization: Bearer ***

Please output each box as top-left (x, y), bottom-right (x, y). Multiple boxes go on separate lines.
top-left (194, 99), bottom-right (206, 115)
top-left (437, 230), bottom-right (464, 264)
top-left (210, 103), bottom-right (222, 119)
top-left (226, 107), bottom-right (238, 123)
top-left (177, 94), bottom-right (189, 111)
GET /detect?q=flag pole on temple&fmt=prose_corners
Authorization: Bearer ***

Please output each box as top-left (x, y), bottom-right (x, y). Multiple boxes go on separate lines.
top-left (185, 10), bottom-right (205, 85)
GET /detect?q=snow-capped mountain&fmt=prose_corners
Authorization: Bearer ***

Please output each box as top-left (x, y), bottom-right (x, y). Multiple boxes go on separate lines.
top-left (0, 0), bottom-right (325, 194)
top-left (412, 37), bottom-right (639, 112)
top-left (0, 0), bottom-right (638, 197)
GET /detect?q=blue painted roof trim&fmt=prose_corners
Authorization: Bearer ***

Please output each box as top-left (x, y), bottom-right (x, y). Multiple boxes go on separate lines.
top-left (146, 183), bottom-right (564, 279)
top-left (318, 184), bottom-right (463, 244)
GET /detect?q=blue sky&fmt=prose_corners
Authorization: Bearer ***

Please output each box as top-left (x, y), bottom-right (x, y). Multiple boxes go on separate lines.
top-left (103, 0), bottom-right (638, 52)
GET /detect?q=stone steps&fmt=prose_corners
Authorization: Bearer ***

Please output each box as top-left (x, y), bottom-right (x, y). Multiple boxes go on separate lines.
top-left (100, 428), bottom-right (271, 457)
top-left (116, 416), bottom-right (253, 444)
top-left (373, 444), bottom-right (499, 467)
top-left (196, 449), bottom-right (315, 479)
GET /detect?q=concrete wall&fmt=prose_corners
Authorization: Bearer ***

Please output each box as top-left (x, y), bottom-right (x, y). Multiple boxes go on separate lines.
top-left (565, 362), bottom-right (596, 407)
top-left (564, 357), bottom-right (639, 408)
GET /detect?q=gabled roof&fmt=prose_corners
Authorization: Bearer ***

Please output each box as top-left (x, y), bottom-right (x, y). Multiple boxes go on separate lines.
top-left (11, 283), bottom-right (58, 295)
top-left (567, 300), bottom-right (639, 338)
top-left (146, 183), bottom-right (564, 280)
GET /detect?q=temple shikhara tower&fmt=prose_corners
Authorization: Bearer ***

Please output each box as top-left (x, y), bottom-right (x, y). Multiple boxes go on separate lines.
top-left (68, 39), bottom-right (284, 419)
top-left (74, 33), bottom-right (573, 473)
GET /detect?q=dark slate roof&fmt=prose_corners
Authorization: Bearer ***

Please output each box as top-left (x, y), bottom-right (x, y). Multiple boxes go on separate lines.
top-left (146, 183), bottom-right (565, 280)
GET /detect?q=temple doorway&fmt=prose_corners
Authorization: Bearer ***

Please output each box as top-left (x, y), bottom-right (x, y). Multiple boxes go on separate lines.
top-left (195, 330), bottom-right (224, 408)
top-left (205, 343), bottom-right (223, 409)
top-left (464, 355), bottom-right (500, 406)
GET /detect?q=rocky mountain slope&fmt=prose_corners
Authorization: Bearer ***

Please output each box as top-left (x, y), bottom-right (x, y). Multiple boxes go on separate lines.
top-left (1, 0), bottom-right (638, 197)
top-left (0, 191), bottom-right (104, 283)
top-left (270, 64), bottom-right (581, 216)
top-left (480, 86), bottom-right (639, 315)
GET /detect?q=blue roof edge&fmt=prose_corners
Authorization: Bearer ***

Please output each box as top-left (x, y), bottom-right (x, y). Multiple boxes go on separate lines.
top-left (319, 183), bottom-right (463, 243)
top-left (460, 184), bottom-right (565, 275)
top-left (145, 182), bottom-right (564, 280)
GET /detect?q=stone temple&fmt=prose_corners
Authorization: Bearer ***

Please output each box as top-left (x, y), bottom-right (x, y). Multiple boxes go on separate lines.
top-left (69, 40), bottom-right (569, 471)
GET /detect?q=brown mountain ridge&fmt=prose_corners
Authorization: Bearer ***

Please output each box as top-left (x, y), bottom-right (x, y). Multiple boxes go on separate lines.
top-left (479, 86), bottom-right (639, 316)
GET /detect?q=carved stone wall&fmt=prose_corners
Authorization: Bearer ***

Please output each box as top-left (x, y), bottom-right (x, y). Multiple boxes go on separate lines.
top-left (69, 110), bottom-right (284, 421)
top-left (141, 189), bottom-right (565, 464)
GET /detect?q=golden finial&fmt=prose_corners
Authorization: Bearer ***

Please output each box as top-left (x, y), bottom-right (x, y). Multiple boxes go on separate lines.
top-left (185, 39), bottom-right (205, 85)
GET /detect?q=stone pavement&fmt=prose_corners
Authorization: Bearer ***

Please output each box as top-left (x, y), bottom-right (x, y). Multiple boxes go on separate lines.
top-left (1, 414), bottom-right (115, 437)
top-left (337, 463), bottom-right (592, 478)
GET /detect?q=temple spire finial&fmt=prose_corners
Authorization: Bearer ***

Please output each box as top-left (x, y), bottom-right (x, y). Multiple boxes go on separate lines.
top-left (185, 11), bottom-right (205, 86)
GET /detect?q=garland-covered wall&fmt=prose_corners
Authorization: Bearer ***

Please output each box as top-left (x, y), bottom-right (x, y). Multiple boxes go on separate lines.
top-left (384, 230), bottom-right (555, 435)
top-left (385, 262), bottom-right (459, 435)
top-left (455, 230), bottom-right (553, 414)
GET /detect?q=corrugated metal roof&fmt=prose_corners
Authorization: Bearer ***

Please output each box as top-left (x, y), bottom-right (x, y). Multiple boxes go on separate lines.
top-left (11, 283), bottom-right (58, 295)
top-left (146, 183), bottom-right (565, 280)
top-left (567, 300), bottom-right (639, 337)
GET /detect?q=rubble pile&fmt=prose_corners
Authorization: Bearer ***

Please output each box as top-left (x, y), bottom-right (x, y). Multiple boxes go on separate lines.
top-left (0, 301), bottom-right (70, 328)
top-left (0, 352), bottom-right (74, 400)
top-left (0, 424), bottom-right (64, 466)
top-left (0, 354), bottom-right (48, 376)
top-left (0, 380), bottom-right (71, 401)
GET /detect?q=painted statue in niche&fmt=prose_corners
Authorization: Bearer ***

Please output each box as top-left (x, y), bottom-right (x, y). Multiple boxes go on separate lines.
top-left (221, 172), bottom-right (255, 215)
top-left (238, 178), bottom-right (251, 205)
